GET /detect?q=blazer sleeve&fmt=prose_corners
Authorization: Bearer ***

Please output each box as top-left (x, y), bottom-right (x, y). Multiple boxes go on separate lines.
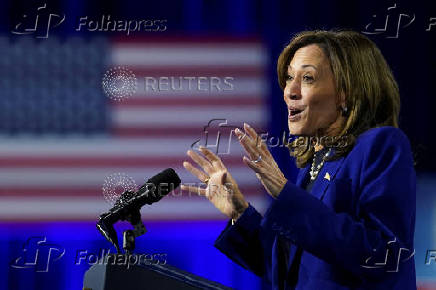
top-left (263, 127), bottom-right (416, 280)
top-left (214, 203), bottom-right (276, 281)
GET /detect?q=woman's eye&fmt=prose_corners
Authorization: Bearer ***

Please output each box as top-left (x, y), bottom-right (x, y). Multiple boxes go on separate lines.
top-left (303, 75), bottom-right (314, 82)
top-left (286, 75), bottom-right (294, 81)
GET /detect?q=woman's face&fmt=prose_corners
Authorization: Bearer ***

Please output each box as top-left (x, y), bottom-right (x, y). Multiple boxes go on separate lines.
top-left (284, 44), bottom-right (344, 136)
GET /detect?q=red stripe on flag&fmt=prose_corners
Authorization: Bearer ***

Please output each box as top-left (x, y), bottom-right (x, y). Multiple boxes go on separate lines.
top-left (0, 185), bottom-right (264, 197)
top-left (111, 35), bottom-right (262, 44)
top-left (111, 126), bottom-right (267, 138)
top-left (0, 156), bottom-right (244, 168)
top-left (111, 97), bottom-right (264, 107)
top-left (127, 66), bottom-right (264, 77)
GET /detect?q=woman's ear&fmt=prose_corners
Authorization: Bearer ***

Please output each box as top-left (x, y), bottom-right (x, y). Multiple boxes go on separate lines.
top-left (338, 91), bottom-right (348, 116)
top-left (339, 91), bottom-right (346, 108)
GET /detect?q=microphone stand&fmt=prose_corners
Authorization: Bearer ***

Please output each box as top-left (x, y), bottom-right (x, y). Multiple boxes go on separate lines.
top-left (97, 190), bottom-right (148, 254)
top-left (122, 209), bottom-right (146, 255)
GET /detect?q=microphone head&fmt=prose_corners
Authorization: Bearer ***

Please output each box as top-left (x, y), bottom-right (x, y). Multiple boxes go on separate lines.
top-left (147, 168), bottom-right (181, 189)
top-left (97, 169), bottom-right (181, 251)
top-left (137, 168), bottom-right (181, 204)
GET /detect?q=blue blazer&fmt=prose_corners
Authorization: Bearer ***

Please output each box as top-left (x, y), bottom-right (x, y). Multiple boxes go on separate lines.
top-left (214, 127), bottom-right (416, 289)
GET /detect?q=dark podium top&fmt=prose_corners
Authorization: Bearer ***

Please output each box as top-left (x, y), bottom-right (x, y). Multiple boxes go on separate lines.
top-left (83, 254), bottom-right (233, 290)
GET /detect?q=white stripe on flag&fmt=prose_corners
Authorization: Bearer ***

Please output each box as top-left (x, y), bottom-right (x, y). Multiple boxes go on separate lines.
top-left (0, 167), bottom-right (262, 187)
top-left (0, 195), bottom-right (269, 220)
top-left (111, 45), bottom-right (267, 66)
top-left (0, 138), bottom-right (255, 157)
top-left (112, 107), bottom-right (267, 127)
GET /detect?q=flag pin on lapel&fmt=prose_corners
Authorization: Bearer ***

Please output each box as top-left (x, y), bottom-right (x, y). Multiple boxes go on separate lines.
top-left (324, 172), bottom-right (331, 181)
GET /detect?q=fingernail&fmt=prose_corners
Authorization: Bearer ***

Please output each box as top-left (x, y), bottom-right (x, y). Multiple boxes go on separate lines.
top-left (244, 123), bottom-right (250, 128)
top-left (235, 128), bottom-right (241, 134)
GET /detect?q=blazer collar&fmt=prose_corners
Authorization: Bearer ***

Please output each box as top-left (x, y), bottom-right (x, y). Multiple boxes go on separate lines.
top-left (296, 149), bottom-right (346, 200)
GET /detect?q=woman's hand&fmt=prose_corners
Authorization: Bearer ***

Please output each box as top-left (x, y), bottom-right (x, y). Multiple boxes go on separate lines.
top-left (181, 146), bottom-right (249, 220)
top-left (235, 123), bottom-right (288, 198)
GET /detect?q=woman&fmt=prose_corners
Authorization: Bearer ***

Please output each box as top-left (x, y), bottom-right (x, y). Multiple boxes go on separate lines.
top-left (181, 30), bottom-right (416, 289)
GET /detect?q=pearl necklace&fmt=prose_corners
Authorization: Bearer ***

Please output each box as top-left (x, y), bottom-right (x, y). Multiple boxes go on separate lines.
top-left (310, 148), bottom-right (332, 181)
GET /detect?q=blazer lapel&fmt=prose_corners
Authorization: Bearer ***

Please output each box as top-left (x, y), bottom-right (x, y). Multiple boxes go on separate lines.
top-left (296, 164), bottom-right (310, 187)
top-left (310, 155), bottom-right (345, 200)
top-left (284, 151), bottom-right (346, 284)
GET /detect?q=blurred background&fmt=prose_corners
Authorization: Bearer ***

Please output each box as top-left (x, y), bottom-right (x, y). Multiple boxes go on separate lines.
top-left (0, 0), bottom-right (435, 289)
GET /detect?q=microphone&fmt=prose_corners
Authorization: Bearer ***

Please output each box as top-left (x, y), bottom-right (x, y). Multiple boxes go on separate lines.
top-left (108, 168), bottom-right (180, 222)
top-left (97, 168), bottom-right (181, 251)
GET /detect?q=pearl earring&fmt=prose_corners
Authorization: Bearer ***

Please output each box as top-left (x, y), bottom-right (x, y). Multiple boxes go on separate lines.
top-left (342, 106), bottom-right (348, 113)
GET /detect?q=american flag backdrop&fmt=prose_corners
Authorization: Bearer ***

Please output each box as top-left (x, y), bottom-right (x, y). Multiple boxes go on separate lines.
top-left (0, 36), bottom-right (270, 221)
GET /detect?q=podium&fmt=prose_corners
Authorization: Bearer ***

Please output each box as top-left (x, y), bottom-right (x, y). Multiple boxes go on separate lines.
top-left (83, 254), bottom-right (233, 290)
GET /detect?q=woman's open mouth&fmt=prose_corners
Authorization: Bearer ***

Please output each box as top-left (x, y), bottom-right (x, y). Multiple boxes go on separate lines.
top-left (288, 108), bottom-right (304, 121)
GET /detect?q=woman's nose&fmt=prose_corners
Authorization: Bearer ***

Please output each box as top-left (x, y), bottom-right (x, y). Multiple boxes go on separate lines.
top-left (284, 82), bottom-right (301, 101)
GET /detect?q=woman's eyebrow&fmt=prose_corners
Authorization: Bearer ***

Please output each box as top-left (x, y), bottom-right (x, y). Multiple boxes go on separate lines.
top-left (301, 64), bottom-right (317, 70)
top-left (287, 64), bottom-right (318, 72)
